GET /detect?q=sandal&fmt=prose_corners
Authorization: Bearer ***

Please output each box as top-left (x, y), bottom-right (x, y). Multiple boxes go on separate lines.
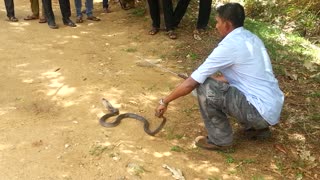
top-left (149, 27), bottom-right (159, 35)
top-left (24, 15), bottom-right (39, 20)
top-left (38, 18), bottom-right (47, 23)
top-left (8, 16), bottom-right (18, 22)
top-left (76, 16), bottom-right (83, 23)
top-left (87, 16), bottom-right (100, 21)
top-left (167, 30), bottom-right (177, 39)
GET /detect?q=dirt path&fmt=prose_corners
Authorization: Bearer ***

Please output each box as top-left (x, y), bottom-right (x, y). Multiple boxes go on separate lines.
top-left (4, 1), bottom-right (318, 180)
top-left (0, 1), bottom-right (229, 179)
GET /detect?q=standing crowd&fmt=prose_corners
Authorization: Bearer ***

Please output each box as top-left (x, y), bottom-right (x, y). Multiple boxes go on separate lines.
top-left (3, 0), bottom-right (210, 39)
top-left (3, 0), bottom-right (111, 29)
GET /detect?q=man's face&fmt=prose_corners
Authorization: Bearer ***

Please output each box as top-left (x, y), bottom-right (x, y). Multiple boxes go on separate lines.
top-left (215, 16), bottom-right (229, 38)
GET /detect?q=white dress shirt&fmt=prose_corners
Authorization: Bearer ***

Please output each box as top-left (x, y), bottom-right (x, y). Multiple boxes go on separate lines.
top-left (191, 27), bottom-right (284, 125)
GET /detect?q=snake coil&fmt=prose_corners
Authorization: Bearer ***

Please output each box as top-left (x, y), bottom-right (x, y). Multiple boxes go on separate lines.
top-left (99, 98), bottom-right (166, 136)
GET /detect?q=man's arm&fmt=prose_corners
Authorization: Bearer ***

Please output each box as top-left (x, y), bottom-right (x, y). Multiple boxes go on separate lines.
top-left (155, 77), bottom-right (199, 117)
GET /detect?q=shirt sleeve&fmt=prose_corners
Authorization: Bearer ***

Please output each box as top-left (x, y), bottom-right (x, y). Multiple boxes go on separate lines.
top-left (191, 43), bottom-right (235, 83)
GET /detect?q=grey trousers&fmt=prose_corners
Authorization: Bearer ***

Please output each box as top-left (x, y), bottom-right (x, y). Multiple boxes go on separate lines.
top-left (197, 78), bottom-right (269, 146)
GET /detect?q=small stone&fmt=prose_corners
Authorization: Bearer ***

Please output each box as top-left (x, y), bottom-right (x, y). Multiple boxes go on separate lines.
top-left (65, 144), bottom-right (70, 149)
top-left (72, 121), bottom-right (78, 124)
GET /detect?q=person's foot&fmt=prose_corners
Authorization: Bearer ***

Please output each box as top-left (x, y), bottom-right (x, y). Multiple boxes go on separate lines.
top-left (39, 17), bottom-right (47, 23)
top-left (87, 16), bottom-right (100, 21)
top-left (24, 14), bottom-right (39, 21)
top-left (149, 27), bottom-right (159, 35)
top-left (195, 136), bottom-right (233, 151)
top-left (244, 127), bottom-right (271, 140)
top-left (193, 29), bottom-right (205, 41)
top-left (8, 16), bottom-right (18, 22)
top-left (76, 16), bottom-right (83, 23)
top-left (63, 18), bottom-right (76, 27)
top-left (48, 21), bottom-right (58, 29)
top-left (103, 7), bottom-right (112, 13)
top-left (167, 30), bottom-right (177, 39)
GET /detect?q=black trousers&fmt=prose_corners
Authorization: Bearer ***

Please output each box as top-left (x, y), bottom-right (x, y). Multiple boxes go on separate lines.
top-left (42, 0), bottom-right (71, 23)
top-left (174, 0), bottom-right (212, 29)
top-left (103, 0), bottom-right (109, 8)
top-left (4, 0), bottom-right (15, 18)
top-left (147, 0), bottom-right (175, 31)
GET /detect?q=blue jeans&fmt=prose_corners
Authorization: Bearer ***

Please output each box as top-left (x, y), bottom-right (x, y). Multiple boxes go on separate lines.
top-left (74, 0), bottom-right (93, 17)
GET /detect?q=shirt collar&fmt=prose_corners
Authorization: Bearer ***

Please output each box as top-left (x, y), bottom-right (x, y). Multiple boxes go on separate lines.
top-left (219, 27), bottom-right (244, 44)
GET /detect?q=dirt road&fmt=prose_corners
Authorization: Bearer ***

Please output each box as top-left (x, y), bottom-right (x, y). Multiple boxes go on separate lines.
top-left (4, 1), bottom-right (313, 179)
top-left (0, 1), bottom-right (229, 179)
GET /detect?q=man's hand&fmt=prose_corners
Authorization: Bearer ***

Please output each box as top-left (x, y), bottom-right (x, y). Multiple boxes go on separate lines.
top-left (155, 104), bottom-right (167, 118)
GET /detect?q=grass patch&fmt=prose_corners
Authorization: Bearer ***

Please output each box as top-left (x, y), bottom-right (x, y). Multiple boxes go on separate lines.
top-left (89, 145), bottom-right (108, 156)
top-left (125, 48), bottom-right (137, 53)
top-left (170, 145), bottom-right (184, 152)
top-left (130, 7), bottom-right (146, 17)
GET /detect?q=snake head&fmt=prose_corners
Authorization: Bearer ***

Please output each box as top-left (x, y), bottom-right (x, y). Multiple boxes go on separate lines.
top-left (102, 98), bottom-right (119, 113)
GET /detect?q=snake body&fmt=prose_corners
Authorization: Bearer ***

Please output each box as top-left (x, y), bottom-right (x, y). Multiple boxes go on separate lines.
top-left (99, 98), bottom-right (166, 136)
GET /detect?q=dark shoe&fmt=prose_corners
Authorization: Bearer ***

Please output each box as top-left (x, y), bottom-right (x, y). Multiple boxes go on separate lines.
top-left (63, 19), bottom-right (76, 27)
top-left (8, 16), bottom-right (18, 22)
top-left (24, 14), bottom-right (39, 20)
top-left (244, 127), bottom-right (271, 140)
top-left (87, 16), bottom-right (100, 21)
top-left (195, 136), bottom-right (233, 151)
top-left (48, 22), bottom-right (59, 29)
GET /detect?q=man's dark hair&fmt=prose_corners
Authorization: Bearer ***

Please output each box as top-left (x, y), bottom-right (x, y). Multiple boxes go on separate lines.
top-left (216, 3), bottom-right (245, 28)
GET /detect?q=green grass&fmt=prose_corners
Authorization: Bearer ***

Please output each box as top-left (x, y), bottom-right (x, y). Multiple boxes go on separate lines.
top-left (170, 145), bottom-right (184, 152)
top-left (245, 18), bottom-right (319, 66)
top-left (130, 7), bottom-right (146, 17)
top-left (89, 145), bottom-right (108, 156)
top-left (125, 48), bottom-right (137, 53)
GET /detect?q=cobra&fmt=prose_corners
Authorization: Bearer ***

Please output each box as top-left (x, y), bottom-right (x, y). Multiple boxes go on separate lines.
top-left (99, 98), bottom-right (167, 136)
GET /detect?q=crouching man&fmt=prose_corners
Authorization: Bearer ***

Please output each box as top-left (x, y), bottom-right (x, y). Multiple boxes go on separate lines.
top-left (155, 3), bottom-right (284, 151)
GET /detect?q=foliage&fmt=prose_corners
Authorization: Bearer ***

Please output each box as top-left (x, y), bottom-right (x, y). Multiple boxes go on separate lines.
top-left (245, 0), bottom-right (320, 38)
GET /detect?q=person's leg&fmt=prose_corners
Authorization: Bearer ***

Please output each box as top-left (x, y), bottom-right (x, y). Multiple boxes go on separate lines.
top-left (147, 0), bottom-right (160, 29)
top-left (196, 78), bottom-right (270, 146)
top-left (59, 0), bottom-right (71, 20)
top-left (162, 0), bottom-right (177, 39)
top-left (196, 0), bottom-right (212, 30)
top-left (103, 0), bottom-right (109, 8)
top-left (85, 0), bottom-right (93, 17)
top-left (4, 0), bottom-right (15, 18)
top-left (24, 0), bottom-right (40, 20)
top-left (39, 0), bottom-right (47, 23)
top-left (59, 0), bottom-right (76, 26)
top-left (196, 79), bottom-right (233, 146)
top-left (31, 0), bottom-right (40, 16)
top-left (102, 0), bottom-right (111, 13)
top-left (161, 0), bottom-right (174, 31)
top-left (42, 0), bottom-right (58, 28)
top-left (74, 0), bottom-right (82, 18)
top-left (173, 0), bottom-right (191, 27)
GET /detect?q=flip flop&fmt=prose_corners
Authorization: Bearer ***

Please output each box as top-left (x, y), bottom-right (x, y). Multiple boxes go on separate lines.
top-left (39, 18), bottom-right (47, 23)
top-left (87, 16), bottom-right (100, 21)
top-left (24, 15), bottom-right (39, 20)
top-left (167, 30), bottom-right (177, 39)
top-left (149, 27), bottom-right (159, 35)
